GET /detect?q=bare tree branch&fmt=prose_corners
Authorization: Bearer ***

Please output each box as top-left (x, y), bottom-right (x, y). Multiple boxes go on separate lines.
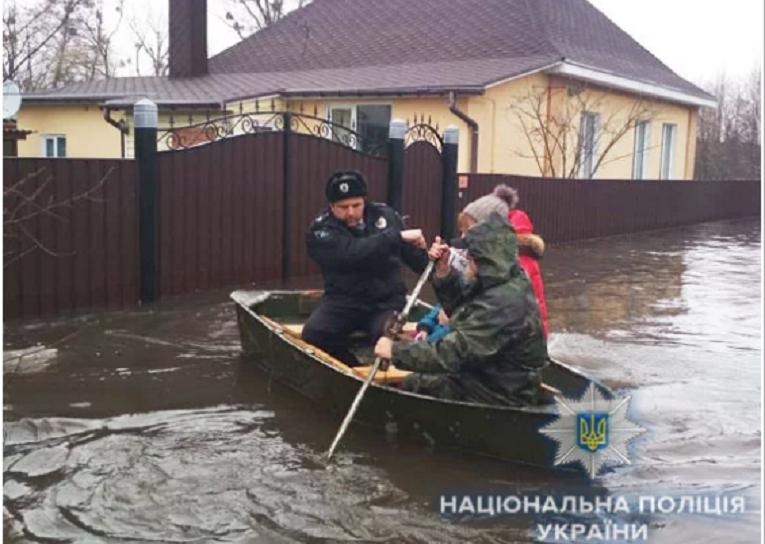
top-left (4, 167), bottom-right (116, 269)
top-left (695, 69), bottom-right (761, 180)
top-left (129, 9), bottom-right (168, 76)
top-left (223, 0), bottom-right (312, 38)
top-left (509, 82), bottom-right (659, 179)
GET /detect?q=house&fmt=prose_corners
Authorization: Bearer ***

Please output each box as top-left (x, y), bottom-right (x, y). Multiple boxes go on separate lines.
top-left (16, 0), bottom-right (715, 179)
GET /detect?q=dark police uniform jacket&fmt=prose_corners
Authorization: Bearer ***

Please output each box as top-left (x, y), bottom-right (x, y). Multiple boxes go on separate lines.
top-left (306, 202), bottom-right (429, 310)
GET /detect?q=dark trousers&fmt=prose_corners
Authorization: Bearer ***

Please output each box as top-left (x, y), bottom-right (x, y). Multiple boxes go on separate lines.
top-left (302, 297), bottom-right (395, 367)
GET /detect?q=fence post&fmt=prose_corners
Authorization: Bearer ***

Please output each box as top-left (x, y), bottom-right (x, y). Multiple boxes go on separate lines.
top-left (441, 125), bottom-right (460, 240)
top-left (387, 119), bottom-right (406, 213)
top-left (282, 111), bottom-right (292, 282)
top-left (134, 98), bottom-right (160, 304)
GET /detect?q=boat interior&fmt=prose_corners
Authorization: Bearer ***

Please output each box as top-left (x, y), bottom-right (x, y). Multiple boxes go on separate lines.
top-left (245, 290), bottom-right (563, 397)
top-left (259, 315), bottom-right (421, 386)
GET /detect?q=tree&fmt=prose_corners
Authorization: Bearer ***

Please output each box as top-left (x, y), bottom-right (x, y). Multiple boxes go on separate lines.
top-left (77, 0), bottom-right (127, 80)
top-left (129, 8), bottom-right (168, 76)
top-left (3, 0), bottom-right (127, 90)
top-left (3, 0), bottom-right (85, 90)
top-left (695, 69), bottom-right (761, 181)
top-left (223, 0), bottom-right (312, 39)
top-left (509, 82), bottom-right (659, 179)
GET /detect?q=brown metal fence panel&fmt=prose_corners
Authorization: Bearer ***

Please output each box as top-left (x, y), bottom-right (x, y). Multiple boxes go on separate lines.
top-left (403, 141), bottom-right (443, 239)
top-left (6, 141), bottom-right (760, 322)
top-left (461, 174), bottom-right (761, 244)
top-left (286, 133), bottom-right (389, 279)
top-left (158, 132), bottom-right (285, 296)
top-left (3, 158), bottom-right (138, 320)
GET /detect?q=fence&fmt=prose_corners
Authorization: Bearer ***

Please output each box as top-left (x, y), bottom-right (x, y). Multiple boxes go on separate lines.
top-left (4, 110), bottom-right (451, 319)
top-left (459, 175), bottom-right (761, 244)
top-left (3, 108), bottom-right (761, 320)
top-left (4, 158), bottom-right (138, 319)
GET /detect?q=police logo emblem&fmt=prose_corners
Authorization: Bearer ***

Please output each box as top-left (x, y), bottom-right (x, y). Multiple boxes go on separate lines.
top-left (375, 217), bottom-right (387, 229)
top-left (540, 383), bottom-right (645, 479)
top-left (339, 182), bottom-right (350, 193)
top-left (314, 229), bottom-right (330, 240)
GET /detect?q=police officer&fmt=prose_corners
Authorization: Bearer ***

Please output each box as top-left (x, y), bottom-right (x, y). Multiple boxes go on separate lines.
top-left (303, 171), bottom-right (429, 367)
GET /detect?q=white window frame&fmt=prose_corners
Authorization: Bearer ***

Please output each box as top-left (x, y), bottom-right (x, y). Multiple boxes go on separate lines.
top-left (40, 134), bottom-right (66, 158)
top-left (325, 102), bottom-right (393, 150)
top-left (326, 103), bottom-right (358, 143)
top-left (632, 121), bottom-right (651, 180)
top-left (577, 112), bottom-right (600, 179)
top-left (659, 123), bottom-right (677, 180)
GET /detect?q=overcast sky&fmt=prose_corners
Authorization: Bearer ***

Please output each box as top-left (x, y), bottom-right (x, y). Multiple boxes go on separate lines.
top-left (110, 0), bottom-right (763, 85)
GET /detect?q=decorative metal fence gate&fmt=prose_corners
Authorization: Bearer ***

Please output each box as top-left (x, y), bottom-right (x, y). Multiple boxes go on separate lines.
top-left (149, 103), bottom-right (453, 302)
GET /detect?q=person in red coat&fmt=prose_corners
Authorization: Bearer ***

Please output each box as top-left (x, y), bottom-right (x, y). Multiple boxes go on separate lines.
top-left (507, 207), bottom-right (548, 339)
top-left (457, 185), bottom-right (549, 338)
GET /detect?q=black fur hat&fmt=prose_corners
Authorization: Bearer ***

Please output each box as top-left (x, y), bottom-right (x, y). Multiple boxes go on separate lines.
top-left (325, 171), bottom-right (368, 203)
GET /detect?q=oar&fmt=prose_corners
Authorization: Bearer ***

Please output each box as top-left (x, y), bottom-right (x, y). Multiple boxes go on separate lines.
top-left (326, 259), bottom-right (435, 463)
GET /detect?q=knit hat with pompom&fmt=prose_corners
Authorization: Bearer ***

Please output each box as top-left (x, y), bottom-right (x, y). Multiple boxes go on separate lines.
top-left (461, 184), bottom-right (519, 223)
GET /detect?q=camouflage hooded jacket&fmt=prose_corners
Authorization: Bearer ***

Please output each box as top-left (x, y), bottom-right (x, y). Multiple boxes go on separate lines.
top-left (391, 213), bottom-right (548, 398)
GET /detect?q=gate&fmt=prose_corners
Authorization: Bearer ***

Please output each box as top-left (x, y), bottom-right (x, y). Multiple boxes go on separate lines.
top-left (3, 101), bottom-right (456, 319)
top-left (403, 118), bottom-right (446, 241)
top-left (153, 103), bottom-right (454, 299)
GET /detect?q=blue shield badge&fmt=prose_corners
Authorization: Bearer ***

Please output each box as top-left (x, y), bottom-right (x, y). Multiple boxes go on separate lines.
top-left (578, 412), bottom-right (609, 452)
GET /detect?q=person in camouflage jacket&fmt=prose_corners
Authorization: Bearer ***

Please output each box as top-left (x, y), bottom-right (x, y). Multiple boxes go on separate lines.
top-left (375, 212), bottom-right (549, 406)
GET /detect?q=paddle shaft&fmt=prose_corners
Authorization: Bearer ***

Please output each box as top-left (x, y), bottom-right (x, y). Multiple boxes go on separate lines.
top-left (326, 259), bottom-right (435, 462)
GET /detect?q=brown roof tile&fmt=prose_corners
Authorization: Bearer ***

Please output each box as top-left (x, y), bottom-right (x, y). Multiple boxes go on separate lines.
top-left (211, 0), bottom-right (711, 99)
top-left (25, 0), bottom-right (712, 104)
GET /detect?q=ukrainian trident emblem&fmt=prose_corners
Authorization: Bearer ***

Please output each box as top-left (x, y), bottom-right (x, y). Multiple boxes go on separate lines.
top-left (578, 412), bottom-right (608, 452)
top-left (540, 383), bottom-right (645, 479)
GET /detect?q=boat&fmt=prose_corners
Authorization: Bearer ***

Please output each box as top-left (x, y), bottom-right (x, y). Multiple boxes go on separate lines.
top-left (231, 289), bottom-right (614, 469)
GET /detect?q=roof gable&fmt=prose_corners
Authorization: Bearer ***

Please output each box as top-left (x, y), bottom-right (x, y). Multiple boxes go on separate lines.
top-left (209, 0), bottom-right (709, 99)
top-left (210, 0), bottom-right (555, 73)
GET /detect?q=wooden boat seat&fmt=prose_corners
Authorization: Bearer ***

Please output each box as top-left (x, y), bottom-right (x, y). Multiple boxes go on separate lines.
top-left (282, 322), bottom-right (418, 338)
top-left (271, 320), bottom-right (413, 385)
top-left (275, 321), bottom-right (560, 391)
top-left (351, 364), bottom-right (412, 385)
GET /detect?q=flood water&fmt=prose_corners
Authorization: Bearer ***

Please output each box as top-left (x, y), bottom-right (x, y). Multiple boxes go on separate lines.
top-left (4, 218), bottom-right (762, 543)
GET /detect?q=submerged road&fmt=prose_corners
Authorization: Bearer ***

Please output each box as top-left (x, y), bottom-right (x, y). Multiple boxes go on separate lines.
top-left (4, 218), bottom-right (761, 543)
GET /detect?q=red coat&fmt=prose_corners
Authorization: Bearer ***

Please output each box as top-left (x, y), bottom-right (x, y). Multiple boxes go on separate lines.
top-left (507, 209), bottom-right (549, 338)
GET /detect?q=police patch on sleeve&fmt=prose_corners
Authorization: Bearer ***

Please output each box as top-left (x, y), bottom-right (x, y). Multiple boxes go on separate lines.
top-left (314, 229), bottom-right (331, 240)
top-left (375, 216), bottom-right (387, 229)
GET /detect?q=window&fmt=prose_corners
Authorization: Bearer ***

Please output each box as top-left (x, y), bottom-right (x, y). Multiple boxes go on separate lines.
top-left (357, 105), bottom-right (392, 154)
top-left (327, 104), bottom-right (391, 151)
top-left (328, 106), bottom-right (355, 145)
top-left (41, 135), bottom-right (66, 158)
top-left (578, 112), bottom-right (599, 179)
top-left (632, 121), bottom-right (651, 179)
top-left (659, 123), bottom-right (677, 179)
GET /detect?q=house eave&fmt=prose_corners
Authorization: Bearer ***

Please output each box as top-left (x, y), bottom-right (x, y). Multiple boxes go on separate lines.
top-left (483, 61), bottom-right (564, 89)
top-left (23, 95), bottom-right (222, 109)
top-left (546, 62), bottom-right (717, 108)
top-left (276, 86), bottom-right (485, 99)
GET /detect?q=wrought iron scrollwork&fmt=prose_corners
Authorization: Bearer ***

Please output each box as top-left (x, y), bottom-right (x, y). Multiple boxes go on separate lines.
top-left (404, 122), bottom-right (444, 153)
top-left (156, 100), bottom-right (390, 158)
top-left (157, 110), bottom-right (282, 151)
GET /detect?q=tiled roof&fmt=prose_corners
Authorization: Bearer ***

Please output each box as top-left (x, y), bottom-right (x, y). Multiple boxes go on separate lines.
top-left (210, 0), bottom-right (711, 100)
top-left (24, 56), bottom-right (557, 105)
top-left (25, 0), bottom-right (712, 105)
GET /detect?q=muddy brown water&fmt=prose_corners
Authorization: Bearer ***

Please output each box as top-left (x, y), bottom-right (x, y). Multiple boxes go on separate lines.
top-left (4, 218), bottom-right (761, 543)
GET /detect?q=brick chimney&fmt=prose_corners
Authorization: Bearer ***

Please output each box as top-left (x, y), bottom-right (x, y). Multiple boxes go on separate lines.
top-left (169, 0), bottom-right (208, 78)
